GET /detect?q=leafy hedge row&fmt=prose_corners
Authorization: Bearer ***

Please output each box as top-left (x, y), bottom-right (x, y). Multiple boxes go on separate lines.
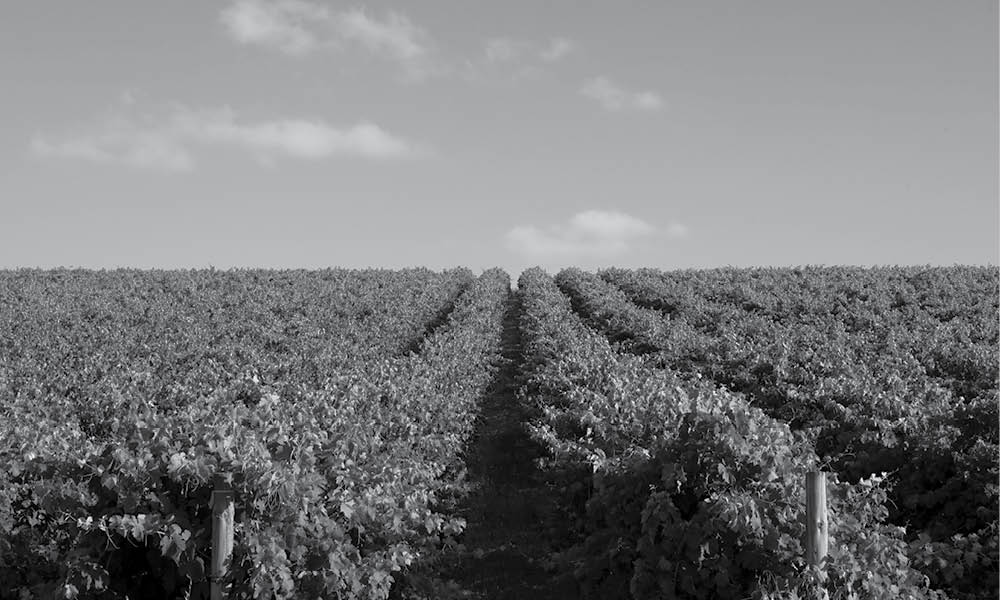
top-left (0, 268), bottom-right (474, 415)
top-left (600, 266), bottom-right (998, 414)
top-left (0, 268), bottom-right (508, 599)
top-left (518, 267), bottom-right (948, 600)
top-left (555, 267), bottom-right (998, 599)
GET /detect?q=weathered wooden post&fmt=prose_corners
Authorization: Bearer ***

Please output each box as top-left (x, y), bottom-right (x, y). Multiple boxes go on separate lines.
top-left (805, 471), bottom-right (829, 567)
top-left (211, 473), bottom-right (235, 600)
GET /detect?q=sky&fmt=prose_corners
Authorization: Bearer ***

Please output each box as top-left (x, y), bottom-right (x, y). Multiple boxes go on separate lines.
top-left (1, 1), bottom-right (997, 274)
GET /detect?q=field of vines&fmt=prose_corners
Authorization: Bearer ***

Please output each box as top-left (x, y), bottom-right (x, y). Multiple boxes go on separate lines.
top-left (539, 266), bottom-right (997, 600)
top-left (0, 265), bottom-right (996, 600)
top-left (0, 268), bottom-right (509, 599)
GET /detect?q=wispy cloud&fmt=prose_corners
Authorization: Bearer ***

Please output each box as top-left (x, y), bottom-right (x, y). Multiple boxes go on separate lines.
top-left (484, 37), bottom-right (529, 63)
top-left (581, 76), bottom-right (664, 112)
top-left (31, 105), bottom-right (425, 171)
top-left (467, 35), bottom-right (579, 84)
top-left (219, 0), bottom-right (323, 56)
top-left (539, 37), bottom-right (576, 62)
top-left (220, 2), bottom-right (581, 84)
top-left (505, 210), bottom-right (672, 258)
top-left (483, 35), bottom-right (577, 64)
top-left (31, 119), bottom-right (196, 171)
top-left (335, 9), bottom-right (427, 63)
top-left (220, 1), bottom-right (437, 79)
top-left (665, 222), bottom-right (689, 238)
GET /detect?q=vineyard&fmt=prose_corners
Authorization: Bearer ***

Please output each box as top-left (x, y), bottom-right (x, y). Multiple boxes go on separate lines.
top-left (0, 266), bottom-right (996, 599)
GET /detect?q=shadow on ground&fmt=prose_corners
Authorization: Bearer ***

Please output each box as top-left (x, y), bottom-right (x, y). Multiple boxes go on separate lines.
top-left (405, 290), bottom-right (578, 600)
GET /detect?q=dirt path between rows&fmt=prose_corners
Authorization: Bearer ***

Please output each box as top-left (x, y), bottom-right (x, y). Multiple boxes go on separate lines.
top-left (429, 290), bottom-right (578, 599)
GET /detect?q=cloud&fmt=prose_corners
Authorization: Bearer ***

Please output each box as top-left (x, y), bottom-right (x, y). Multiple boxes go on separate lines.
top-left (665, 222), bottom-right (689, 238)
top-left (220, 1), bottom-right (436, 79)
top-left (505, 210), bottom-right (665, 258)
top-left (484, 37), bottom-right (527, 63)
top-left (30, 105), bottom-right (425, 170)
top-left (30, 122), bottom-right (195, 172)
top-left (170, 107), bottom-right (420, 159)
top-left (220, 2), bottom-right (579, 84)
top-left (540, 37), bottom-right (576, 62)
top-left (483, 35), bottom-right (577, 64)
top-left (335, 9), bottom-right (427, 63)
top-left (581, 76), bottom-right (664, 112)
top-left (220, 0), bottom-right (324, 56)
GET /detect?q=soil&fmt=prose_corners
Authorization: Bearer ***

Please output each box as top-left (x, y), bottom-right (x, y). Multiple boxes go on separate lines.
top-left (415, 290), bottom-right (578, 599)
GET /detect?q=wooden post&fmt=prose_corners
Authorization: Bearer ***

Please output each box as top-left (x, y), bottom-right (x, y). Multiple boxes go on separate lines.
top-left (211, 473), bottom-right (235, 600)
top-left (805, 471), bottom-right (828, 567)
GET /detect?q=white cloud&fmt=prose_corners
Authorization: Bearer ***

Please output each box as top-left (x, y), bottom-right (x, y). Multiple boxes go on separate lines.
top-left (176, 107), bottom-right (420, 160)
top-left (220, 2), bottom-right (579, 83)
top-left (484, 37), bottom-right (527, 63)
top-left (220, 0), bottom-right (324, 56)
top-left (483, 35), bottom-right (577, 65)
top-left (30, 105), bottom-right (424, 170)
top-left (505, 210), bottom-right (664, 258)
top-left (220, 1), bottom-right (436, 79)
top-left (539, 37), bottom-right (576, 62)
top-left (30, 125), bottom-right (195, 172)
top-left (336, 9), bottom-right (426, 62)
top-left (665, 222), bottom-right (689, 238)
top-left (581, 76), bottom-right (664, 112)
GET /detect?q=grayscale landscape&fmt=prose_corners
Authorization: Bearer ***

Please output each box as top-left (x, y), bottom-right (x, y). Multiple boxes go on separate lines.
top-left (1, 2), bottom-right (996, 599)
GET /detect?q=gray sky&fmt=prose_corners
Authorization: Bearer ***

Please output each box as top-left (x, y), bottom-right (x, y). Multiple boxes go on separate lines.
top-left (2, 1), bottom-right (996, 274)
